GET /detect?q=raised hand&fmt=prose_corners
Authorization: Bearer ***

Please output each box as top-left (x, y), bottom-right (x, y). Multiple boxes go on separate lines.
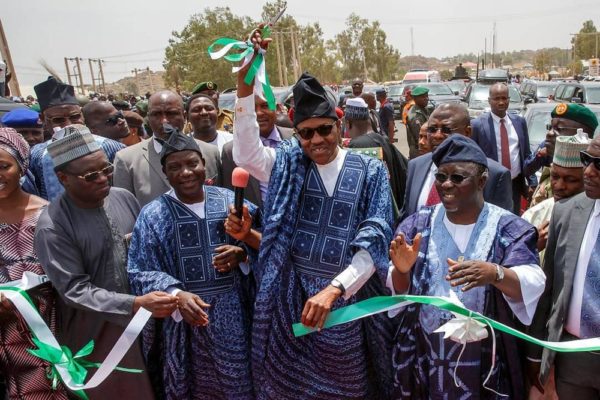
top-left (389, 233), bottom-right (422, 274)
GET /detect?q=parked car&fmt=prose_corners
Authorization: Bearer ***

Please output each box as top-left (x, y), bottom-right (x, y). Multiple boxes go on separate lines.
top-left (420, 83), bottom-right (462, 107)
top-left (522, 103), bottom-right (600, 152)
top-left (0, 97), bottom-right (27, 118)
top-left (553, 82), bottom-right (600, 104)
top-left (402, 70), bottom-right (441, 84)
top-left (521, 81), bottom-right (558, 103)
top-left (462, 83), bottom-right (523, 118)
top-left (387, 84), bottom-right (404, 119)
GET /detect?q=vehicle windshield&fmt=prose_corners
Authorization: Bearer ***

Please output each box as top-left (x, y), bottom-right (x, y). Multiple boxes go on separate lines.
top-left (446, 81), bottom-right (466, 91)
top-left (388, 86), bottom-right (404, 96)
top-left (537, 85), bottom-right (556, 98)
top-left (527, 110), bottom-right (551, 148)
top-left (469, 85), bottom-right (521, 106)
top-left (426, 84), bottom-right (453, 95)
top-left (586, 87), bottom-right (600, 104)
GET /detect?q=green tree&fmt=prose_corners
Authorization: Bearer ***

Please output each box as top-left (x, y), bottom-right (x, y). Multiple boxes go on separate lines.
top-left (533, 50), bottom-right (551, 73)
top-left (163, 7), bottom-right (254, 92)
top-left (331, 13), bottom-right (401, 82)
top-left (572, 20), bottom-right (599, 60)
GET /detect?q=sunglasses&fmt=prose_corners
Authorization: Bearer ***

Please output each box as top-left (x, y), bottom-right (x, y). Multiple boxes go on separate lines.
top-left (106, 111), bottom-right (125, 126)
top-left (545, 123), bottom-right (580, 135)
top-left (427, 125), bottom-right (453, 135)
top-left (72, 164), bottom-right (114, 182)
top-left (580, 151), bottom-right (600, 170)
top-left (434, 172), bottom-right (473, 185)
top-left (48, 112), bottom-right (83, 126)
top-left (295, 123), bottom-right (336, 141)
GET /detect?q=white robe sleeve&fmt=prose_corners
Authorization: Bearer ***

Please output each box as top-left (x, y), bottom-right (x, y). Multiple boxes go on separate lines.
top-left (502, 264), bottom-right (546, 325)
top-left (232, 94), bottom-right (276, 182)
top-left (333, 249), bottom-right (376, 300)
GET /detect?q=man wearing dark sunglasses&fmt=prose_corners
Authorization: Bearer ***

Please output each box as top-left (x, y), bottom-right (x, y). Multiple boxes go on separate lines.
top-left (34, 124), bottom-right (176, 399)
top-left (28, 77), bottom-right (125, 201)
top-left (82, 101), bottom-right (130, 141)
top-left (528, 135), bottom-right (600, 399)
top-left (233, 31), bottom-right (395, 397)
top-left (401, 103), bottom-right (513, 221)
top-left (390, 134), bottom-right (544, 398)
top-left (524, 103), bottom-right (598, 207)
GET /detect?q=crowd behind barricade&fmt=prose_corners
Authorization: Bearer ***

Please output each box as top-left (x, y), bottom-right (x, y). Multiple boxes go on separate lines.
top-left (2, 31), bottom-right (600, 400)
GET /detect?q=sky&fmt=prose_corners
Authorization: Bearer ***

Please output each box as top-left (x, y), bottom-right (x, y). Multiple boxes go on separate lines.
top-left (3, 0), bottom-right (600, 96)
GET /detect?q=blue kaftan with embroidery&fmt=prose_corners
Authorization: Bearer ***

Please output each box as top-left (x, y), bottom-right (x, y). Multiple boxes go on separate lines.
top-left (127, 186), bottom-right (258, 400)
top-left (393, 204), bottom-right (539, 400)
top-left (253, 139), bottom-right (395, 400)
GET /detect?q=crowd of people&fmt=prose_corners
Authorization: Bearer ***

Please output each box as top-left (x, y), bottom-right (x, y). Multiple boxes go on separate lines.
top-left (1, 28), bottom-right (600, 400)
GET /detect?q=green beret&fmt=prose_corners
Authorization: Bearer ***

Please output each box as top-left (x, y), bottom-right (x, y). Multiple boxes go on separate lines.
top-left (551, 103), bottom-right (598, 131)
top-left (411, 86), bottom-right (429, 97)
top-left (191, 81), bottom-right (218, 95)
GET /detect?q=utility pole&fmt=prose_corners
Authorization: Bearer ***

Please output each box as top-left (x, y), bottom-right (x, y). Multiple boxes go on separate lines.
top-left (274, 31), bottom-right (284, 86)
top-left (64, 58), bottom-right (73, 86)
top-left (492, 21), bottom-right (497, 68)
top-left (0, 19), bottom-right (20, 96)
top-left (98, 59), bottom-right (106, 94)
top-left (146, 67), bottom-right (155, 93)
top-left (289, 30), bottom-right (298, 79)
top-left (279, 32), bottom-right (289, 86)
top-left (74, 57), bottom-right (84, 94)
top-left (88, 58), bottom-right (106, 94)
top-left (410, 27), bottom-right (415, 56)
top-left (292, 29), bottom-right (302, 75)
top-left (88, 59), bottom-right (97, 92)
top-left (131, 68), bottom-right (141, 94)
top-left (64, 57), bottom-right (85, 94)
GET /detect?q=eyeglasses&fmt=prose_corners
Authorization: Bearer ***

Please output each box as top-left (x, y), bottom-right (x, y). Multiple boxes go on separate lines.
top-left (545, 123), bottom-right (580, 135)
top-left (295, 123), bottom-right (336, 140)
top-left (106, 111), bottom-right (125, 126)
top-left (72, 164), bottom-right (114, 182)
top-left (580, 151), bottom-right (600, 170)
top-left (427, 125), bottom-right (453, 135)
top-left (434, 172), bottom-right (473, 185)
top-left (48, 112), bottom-right (83, 126)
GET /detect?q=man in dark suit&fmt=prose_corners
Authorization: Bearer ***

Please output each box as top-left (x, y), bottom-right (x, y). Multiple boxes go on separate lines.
top-left (401, 103), bottom-right (513, 220)
top-left (471, 83), bottom-right (536, 214)
top-left (113, 90), bottom-right (222, 207)
top-left (527, 135), bottom-right (600, 398)
top-left (221, 95), bottom-right (293, 208)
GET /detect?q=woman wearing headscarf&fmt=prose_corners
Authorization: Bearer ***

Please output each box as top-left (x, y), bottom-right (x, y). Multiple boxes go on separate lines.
top-left (0, 127), bottom-right (67, 399)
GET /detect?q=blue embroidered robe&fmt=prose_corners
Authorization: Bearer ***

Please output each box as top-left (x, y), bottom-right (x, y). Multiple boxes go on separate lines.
top-left (253, 139), bottom-right (395, 400)
top-left (393, 204), bottom-right (539, 400)
top-left (127, 186), bottom-right (259, 400)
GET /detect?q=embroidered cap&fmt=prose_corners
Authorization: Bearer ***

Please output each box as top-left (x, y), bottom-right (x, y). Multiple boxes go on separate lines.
top-left (159, 124), bottom-right (203, 165)
top-left (432, 135), bottom-right (488, 168)
top-left (553, 129), bottom-right (591, 168)
top-left (344, 97), bottom-right (369, 120)
top-left (292, 73), bottom-right (338, 126)
top-left (47, 125), bottom-right (101, 169)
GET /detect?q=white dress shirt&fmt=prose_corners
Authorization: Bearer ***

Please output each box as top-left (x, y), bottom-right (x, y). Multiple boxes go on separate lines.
top-left (233, 94), bottom-right (375, 299)
top-left (386, 211), bottom-right (546, 324)
top-left (565, 199), bottom-right (600, 337)
top-left (491, 112), bottom-right (521, 179)
top-left (417, 163), bottom-right (438, 209)
top-left (204, 130), bottom-right (233, 154)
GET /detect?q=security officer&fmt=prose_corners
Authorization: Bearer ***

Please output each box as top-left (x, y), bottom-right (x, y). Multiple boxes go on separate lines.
top-left (191, 81), bottom-right (234, 132)
top-left (406, 86), bottom-right (431, 159)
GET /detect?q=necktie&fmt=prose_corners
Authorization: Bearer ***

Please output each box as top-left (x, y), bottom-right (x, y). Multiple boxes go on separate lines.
top-left (425, 183), bottom-right (441, 206)
top-left (580, 225), bottom-right (600, 338)
top-left (500, 119), bottom-right (511, 170)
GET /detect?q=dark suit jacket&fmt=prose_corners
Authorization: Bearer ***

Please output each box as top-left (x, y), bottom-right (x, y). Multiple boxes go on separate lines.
top-left (471, 112), bottom-right (536, 189)
top-left (400, 152), bottom-right (513, 221)
top-left (527, 193), bottom-right (595, 383)
top-left (113, 137), bottom-right (222, 207)
top-left (221, 126), bottom-right (293, 208)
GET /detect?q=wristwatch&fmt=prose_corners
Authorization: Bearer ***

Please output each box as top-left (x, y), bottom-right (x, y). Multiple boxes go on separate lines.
top-left (494, 263), bottom-right (505, 282)
top-left (330, 279), bottom-right (346, 295)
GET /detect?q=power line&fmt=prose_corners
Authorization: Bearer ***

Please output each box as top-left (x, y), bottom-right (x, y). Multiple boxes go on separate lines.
top-left (98, 48), bottom-right (165, 59)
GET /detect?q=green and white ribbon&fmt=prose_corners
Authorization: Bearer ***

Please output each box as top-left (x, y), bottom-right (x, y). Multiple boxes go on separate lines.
top-left (292, 294), bottom-right (600, 352)
top-left (0, 272), bottom-right (151, 399)
top-left (207, 26), bottom-right (276, 110)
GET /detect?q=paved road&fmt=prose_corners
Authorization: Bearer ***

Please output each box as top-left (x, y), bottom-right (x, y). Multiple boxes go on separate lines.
top-left (392, 120), bottom-right (410, 159)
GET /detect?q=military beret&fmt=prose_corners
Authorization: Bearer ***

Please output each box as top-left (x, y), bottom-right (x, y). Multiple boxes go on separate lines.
top-left (551, 103), bottom-right (598, 132)
top-left (411, 86), bottom-right (429, 97)
top-left (191, 81), bottom-right (218, 95)
top-left (1, 108), bottom-right (42, 128)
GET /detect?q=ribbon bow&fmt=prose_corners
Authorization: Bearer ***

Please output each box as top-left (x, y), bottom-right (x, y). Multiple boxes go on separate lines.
top-left (207, 26), bottom-right (276, 110)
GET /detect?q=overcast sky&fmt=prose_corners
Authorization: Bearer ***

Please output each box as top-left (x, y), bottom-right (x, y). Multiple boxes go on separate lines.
top-left (4, 0), bottom-right (600, 95)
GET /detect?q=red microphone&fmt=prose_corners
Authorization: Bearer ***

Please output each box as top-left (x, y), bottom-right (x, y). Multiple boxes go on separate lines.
top-left (232, 167), bottom-right (250, 218)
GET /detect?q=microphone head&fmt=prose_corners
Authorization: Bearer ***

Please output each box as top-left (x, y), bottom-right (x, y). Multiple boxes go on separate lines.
top-left (232, 167), bottom-right (250, 188)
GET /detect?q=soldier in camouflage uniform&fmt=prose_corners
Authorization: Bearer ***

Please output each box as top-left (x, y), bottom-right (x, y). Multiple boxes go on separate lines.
top-left (406, 86), bottom-right (431, 159)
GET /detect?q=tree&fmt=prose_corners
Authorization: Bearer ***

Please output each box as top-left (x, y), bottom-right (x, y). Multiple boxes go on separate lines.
top-left (163, 7), bottom-right (254, 92)
top-left (572, 20), bottom-right (599, 60)
top-left (533, 50), bottom-right (551, 74)
top-left (331, 13), bottom-right (401, 82)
